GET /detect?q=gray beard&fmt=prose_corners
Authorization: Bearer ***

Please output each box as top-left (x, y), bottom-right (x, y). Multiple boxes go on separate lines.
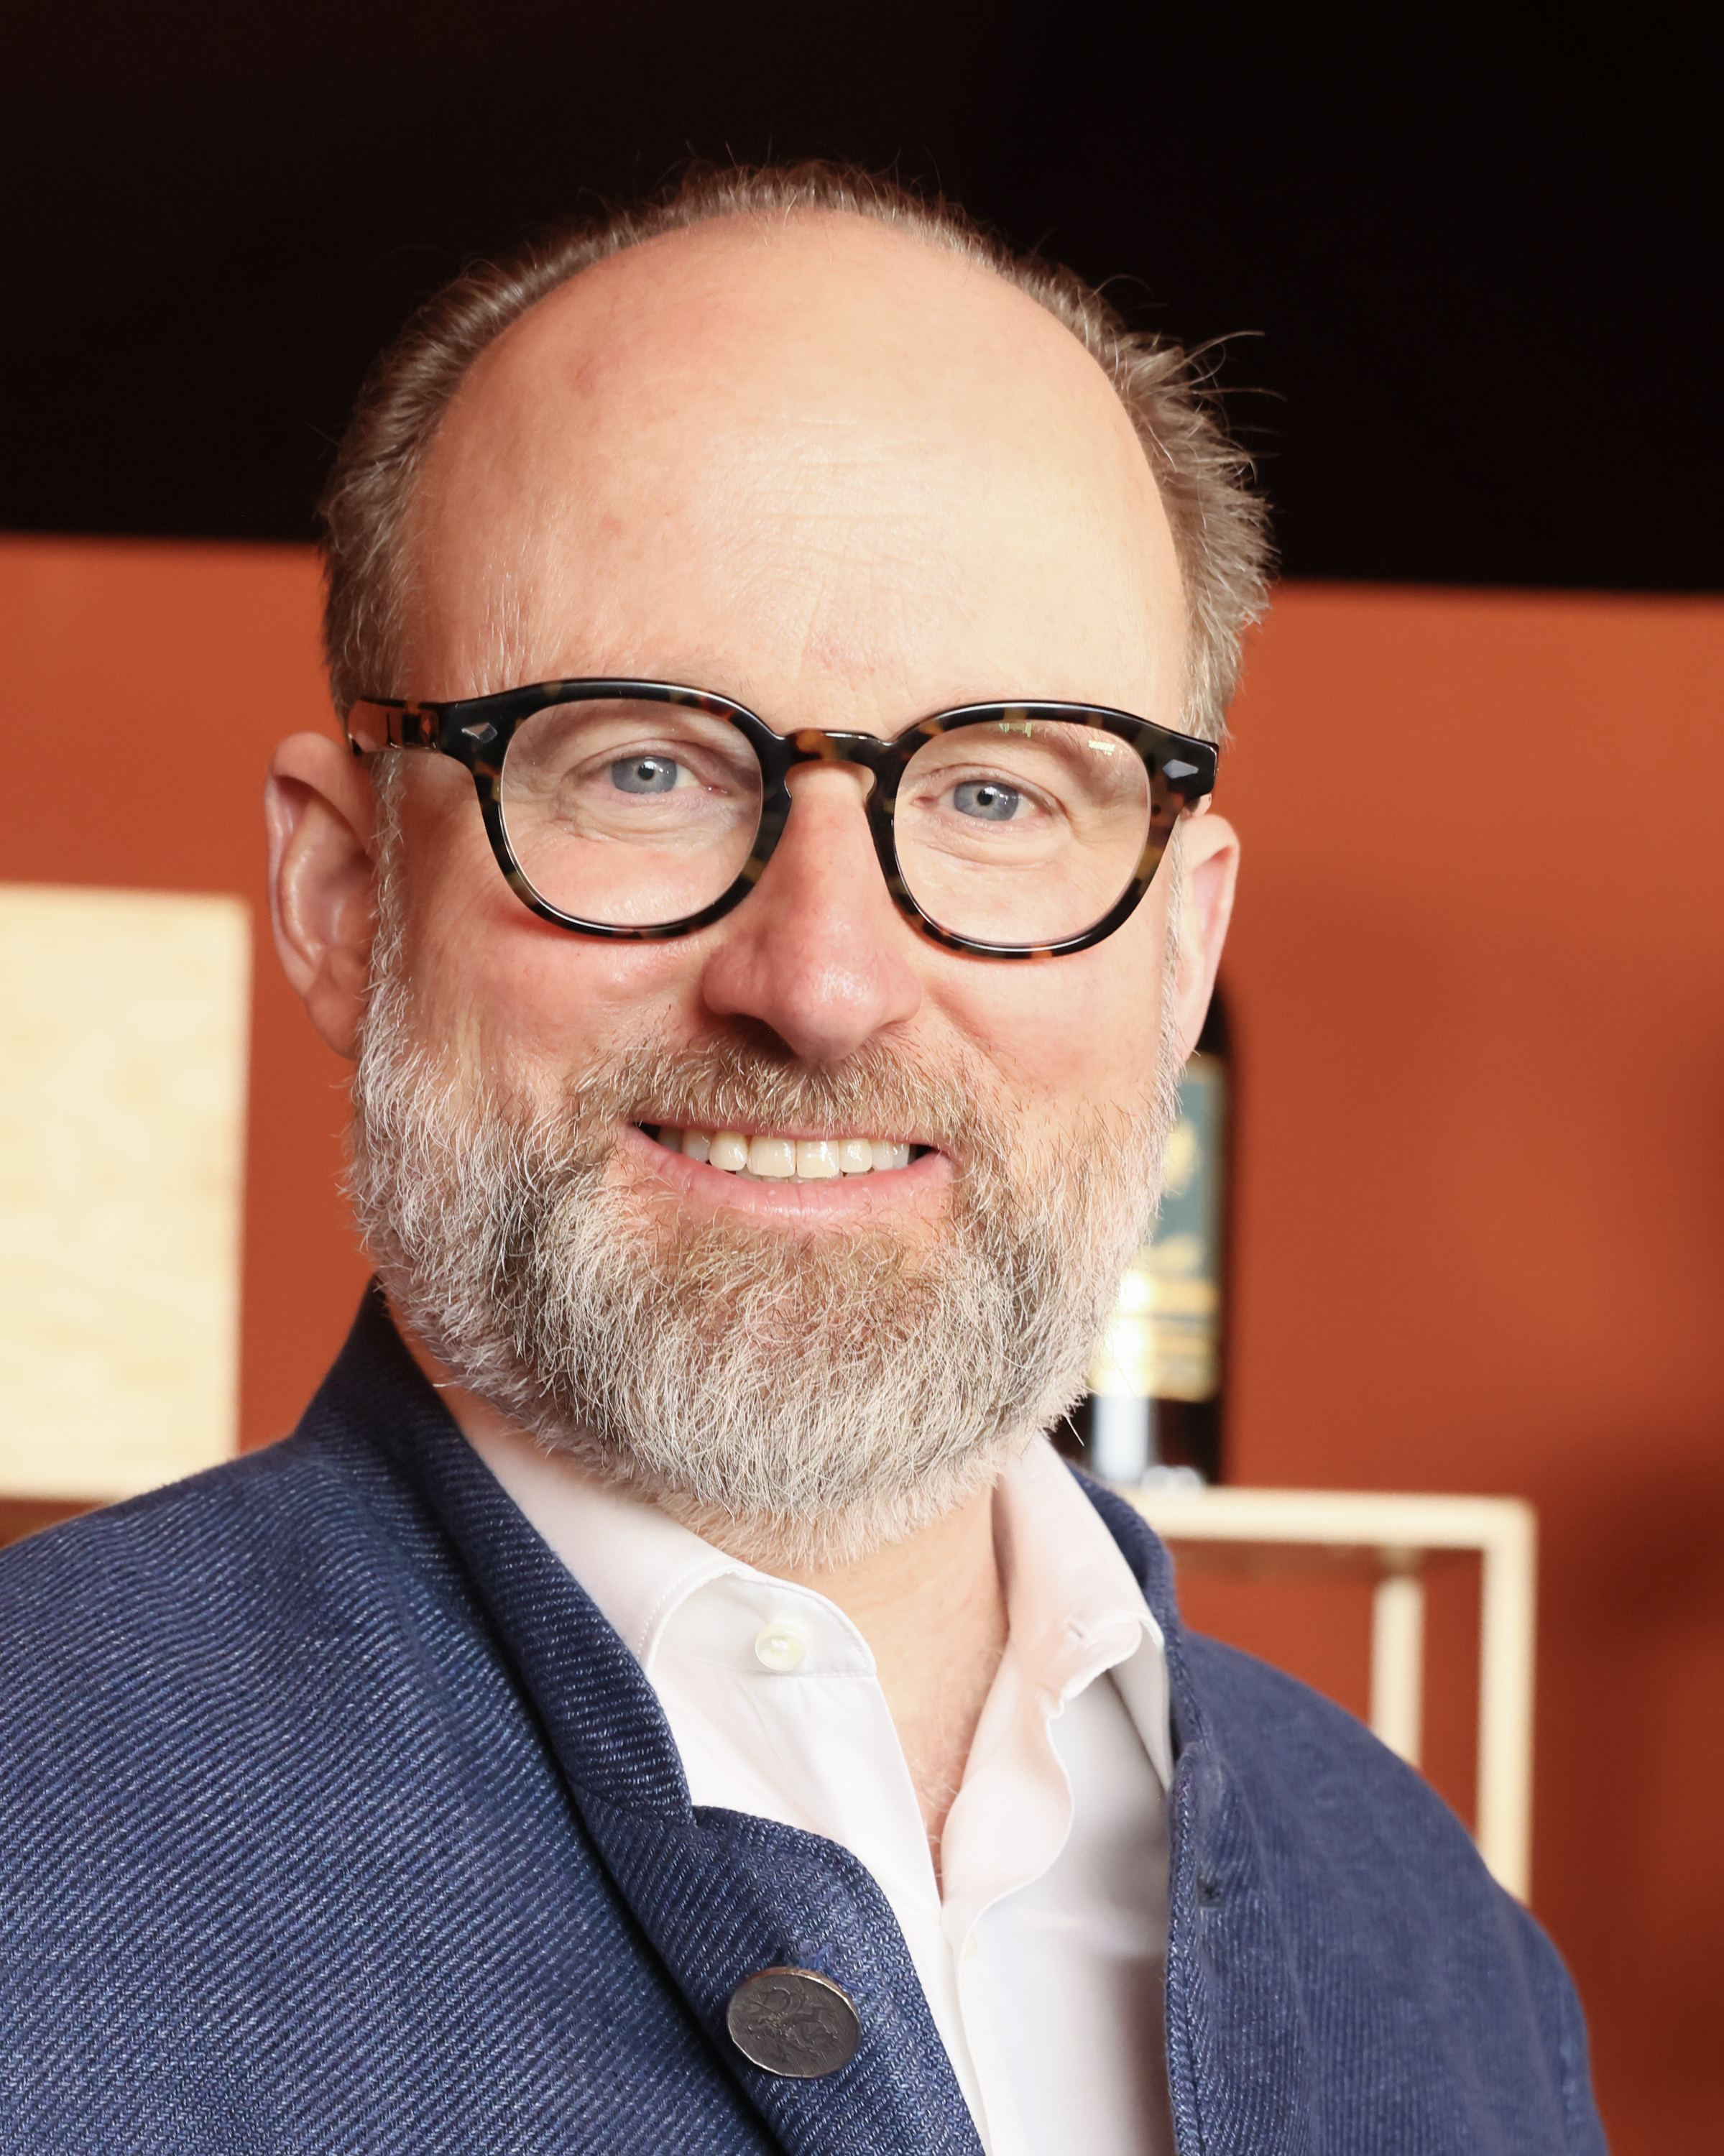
top-left (348, 819), bottom-right (1184, 1569)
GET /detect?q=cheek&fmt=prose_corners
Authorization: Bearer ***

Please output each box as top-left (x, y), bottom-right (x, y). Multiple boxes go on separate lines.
top-left (391, 789), bottom-right (711, 1071)
top-left (933, 906), bottom-right (1167, 1107)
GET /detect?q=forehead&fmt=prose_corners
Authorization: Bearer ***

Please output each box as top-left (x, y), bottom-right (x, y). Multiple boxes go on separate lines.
top-left (405, 212), bottom-right (1184, 723)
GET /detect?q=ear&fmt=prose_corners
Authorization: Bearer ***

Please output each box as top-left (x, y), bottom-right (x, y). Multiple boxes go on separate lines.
top-left (264, 732), bottom-right (381, 1059)
top-left (1169, 808), bottom-right (1240, 1064)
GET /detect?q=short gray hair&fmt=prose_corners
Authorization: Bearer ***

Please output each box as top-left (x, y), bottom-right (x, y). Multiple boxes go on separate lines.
top-left (319, 162), bottom-right (1271, 741)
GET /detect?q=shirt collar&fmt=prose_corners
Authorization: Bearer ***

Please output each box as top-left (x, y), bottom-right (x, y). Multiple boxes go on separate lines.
top-left (465, 1422), bottom-right (1170, 1784)
top-left (988, 1439), bottom-right (1173, 1789)
top-left (995, 1437), bottom-right (1166, 1692)
top-left (462, 1423), bottom-right (744, 1669)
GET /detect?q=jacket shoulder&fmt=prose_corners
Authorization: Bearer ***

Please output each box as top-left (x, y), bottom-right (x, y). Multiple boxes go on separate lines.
top-left (0, 1416), bottom-right (428, 1669)
top-left (1072, 1476), bottom-right (1603, 2151)
top-left (1180, 1624), bottom-right (1493, 1889)
top-left (1178, 1630), bottom-right (1605, 2154)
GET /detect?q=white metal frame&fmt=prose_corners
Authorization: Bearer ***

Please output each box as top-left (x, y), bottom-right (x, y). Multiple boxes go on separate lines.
top-left (1122, 1485), bottom-right (1538, 1900)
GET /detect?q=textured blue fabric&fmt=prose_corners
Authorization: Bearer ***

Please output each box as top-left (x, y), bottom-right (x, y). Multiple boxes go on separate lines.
top-left (0, 1290), bottom-right (1605, 2153)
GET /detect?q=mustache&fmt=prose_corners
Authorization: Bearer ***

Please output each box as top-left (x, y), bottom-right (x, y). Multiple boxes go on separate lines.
top-left (540, 1037), bottom-right (1006, 1169)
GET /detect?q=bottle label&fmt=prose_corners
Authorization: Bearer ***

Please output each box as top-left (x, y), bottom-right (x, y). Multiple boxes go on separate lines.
top-left (1089, 1051), bottom-right (1225, 1404)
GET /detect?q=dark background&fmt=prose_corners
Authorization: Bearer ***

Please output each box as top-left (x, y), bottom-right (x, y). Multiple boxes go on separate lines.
top-left (4, 4), bottom-right (1716, 589)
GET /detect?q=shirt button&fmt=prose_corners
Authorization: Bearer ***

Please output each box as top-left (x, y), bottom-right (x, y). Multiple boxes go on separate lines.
top-left (754, 1621), bottom-right (806, 1672)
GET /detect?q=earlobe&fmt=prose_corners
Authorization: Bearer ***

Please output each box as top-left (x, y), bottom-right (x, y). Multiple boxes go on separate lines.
top-left (264, 733), bottom-right (381, 1060)
top-left (1171, 811), bottom-right (1240, 1064)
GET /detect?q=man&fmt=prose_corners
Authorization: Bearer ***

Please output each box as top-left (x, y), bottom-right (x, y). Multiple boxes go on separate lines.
top-left (0, 167), bottom-right (1603, 2152)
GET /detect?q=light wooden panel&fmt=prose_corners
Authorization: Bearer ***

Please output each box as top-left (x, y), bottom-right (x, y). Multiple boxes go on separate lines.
top-left (0, 884), bottom-right (250, 1498)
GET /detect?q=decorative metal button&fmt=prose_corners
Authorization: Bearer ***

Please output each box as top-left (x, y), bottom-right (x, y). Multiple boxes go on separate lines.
top-left (726, 1966), bottom-right (862, 2078)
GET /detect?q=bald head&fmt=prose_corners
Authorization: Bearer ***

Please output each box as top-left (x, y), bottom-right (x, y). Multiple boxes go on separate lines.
top-left (402, 211), bottom-right (1186, 741)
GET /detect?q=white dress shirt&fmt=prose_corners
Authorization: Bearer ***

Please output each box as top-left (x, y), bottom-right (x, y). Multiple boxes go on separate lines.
top-left (469, 1427), bottom-right (1175, 2155)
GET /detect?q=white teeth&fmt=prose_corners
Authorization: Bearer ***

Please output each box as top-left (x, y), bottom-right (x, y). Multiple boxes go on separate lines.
top-left (747, 1135), bottom-right (796, 1179)
top-left (656, 1126), bottom-right (917, 1181)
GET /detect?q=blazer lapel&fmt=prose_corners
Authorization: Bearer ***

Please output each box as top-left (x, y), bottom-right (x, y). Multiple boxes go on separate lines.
top-left (348, 1295), bottom-right (984, 2156)
top-left (1078, 1473), bottom-right (1319, 2156)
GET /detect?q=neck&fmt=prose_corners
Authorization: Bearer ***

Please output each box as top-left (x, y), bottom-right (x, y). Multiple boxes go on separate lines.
top-left (769, 1485), bottom-right (1007, 1876)
top-left (399, 1319), bottom-right (1008, 1881)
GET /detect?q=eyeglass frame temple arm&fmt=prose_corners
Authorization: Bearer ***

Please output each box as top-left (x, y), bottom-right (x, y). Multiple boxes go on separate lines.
top-left (344, 700), bottom-right (443, 756)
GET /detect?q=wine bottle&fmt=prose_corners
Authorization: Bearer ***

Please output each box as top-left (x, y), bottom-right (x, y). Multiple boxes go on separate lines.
top-left (1061, 986), bottom-right (1231, 1483)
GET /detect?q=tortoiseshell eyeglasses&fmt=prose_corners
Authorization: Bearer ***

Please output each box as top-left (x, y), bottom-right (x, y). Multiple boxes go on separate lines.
top-left (345, 679), bottom-right (1217, 960)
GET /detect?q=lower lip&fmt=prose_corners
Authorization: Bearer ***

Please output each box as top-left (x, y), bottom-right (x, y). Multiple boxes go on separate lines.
top-left (617, 1123), bottom-right (950, 1218)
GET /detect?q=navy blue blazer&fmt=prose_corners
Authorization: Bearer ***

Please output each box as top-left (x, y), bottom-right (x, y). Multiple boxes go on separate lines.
top-left (0, 1291), bottom-right (1605, 2152)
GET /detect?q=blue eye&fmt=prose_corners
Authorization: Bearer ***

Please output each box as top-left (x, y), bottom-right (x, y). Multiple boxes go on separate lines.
top-left (953, 780), bottom-right (1020, 821)
top-left (611, 755), bottom-right (679, 794)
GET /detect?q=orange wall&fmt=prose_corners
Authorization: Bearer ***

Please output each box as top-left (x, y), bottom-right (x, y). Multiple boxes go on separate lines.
top-left (0, 538), bottom-right (372, 1445)
top-left (4, 538), bottom-right (1721, 2147)
top-left (1214, 586), bottom-right (1724, 2147)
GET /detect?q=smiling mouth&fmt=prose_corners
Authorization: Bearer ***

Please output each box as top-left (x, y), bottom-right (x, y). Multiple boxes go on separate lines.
top-left (642, 1124), bottom-right (931, 1182)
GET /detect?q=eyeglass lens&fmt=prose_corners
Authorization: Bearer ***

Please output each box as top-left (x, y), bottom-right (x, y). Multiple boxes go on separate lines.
top-left (498, 699), bottom-right (1153, 944)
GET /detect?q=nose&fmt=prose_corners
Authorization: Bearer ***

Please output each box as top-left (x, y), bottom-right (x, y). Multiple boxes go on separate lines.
top-left (698, 763), bottom-right (923, 1066)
